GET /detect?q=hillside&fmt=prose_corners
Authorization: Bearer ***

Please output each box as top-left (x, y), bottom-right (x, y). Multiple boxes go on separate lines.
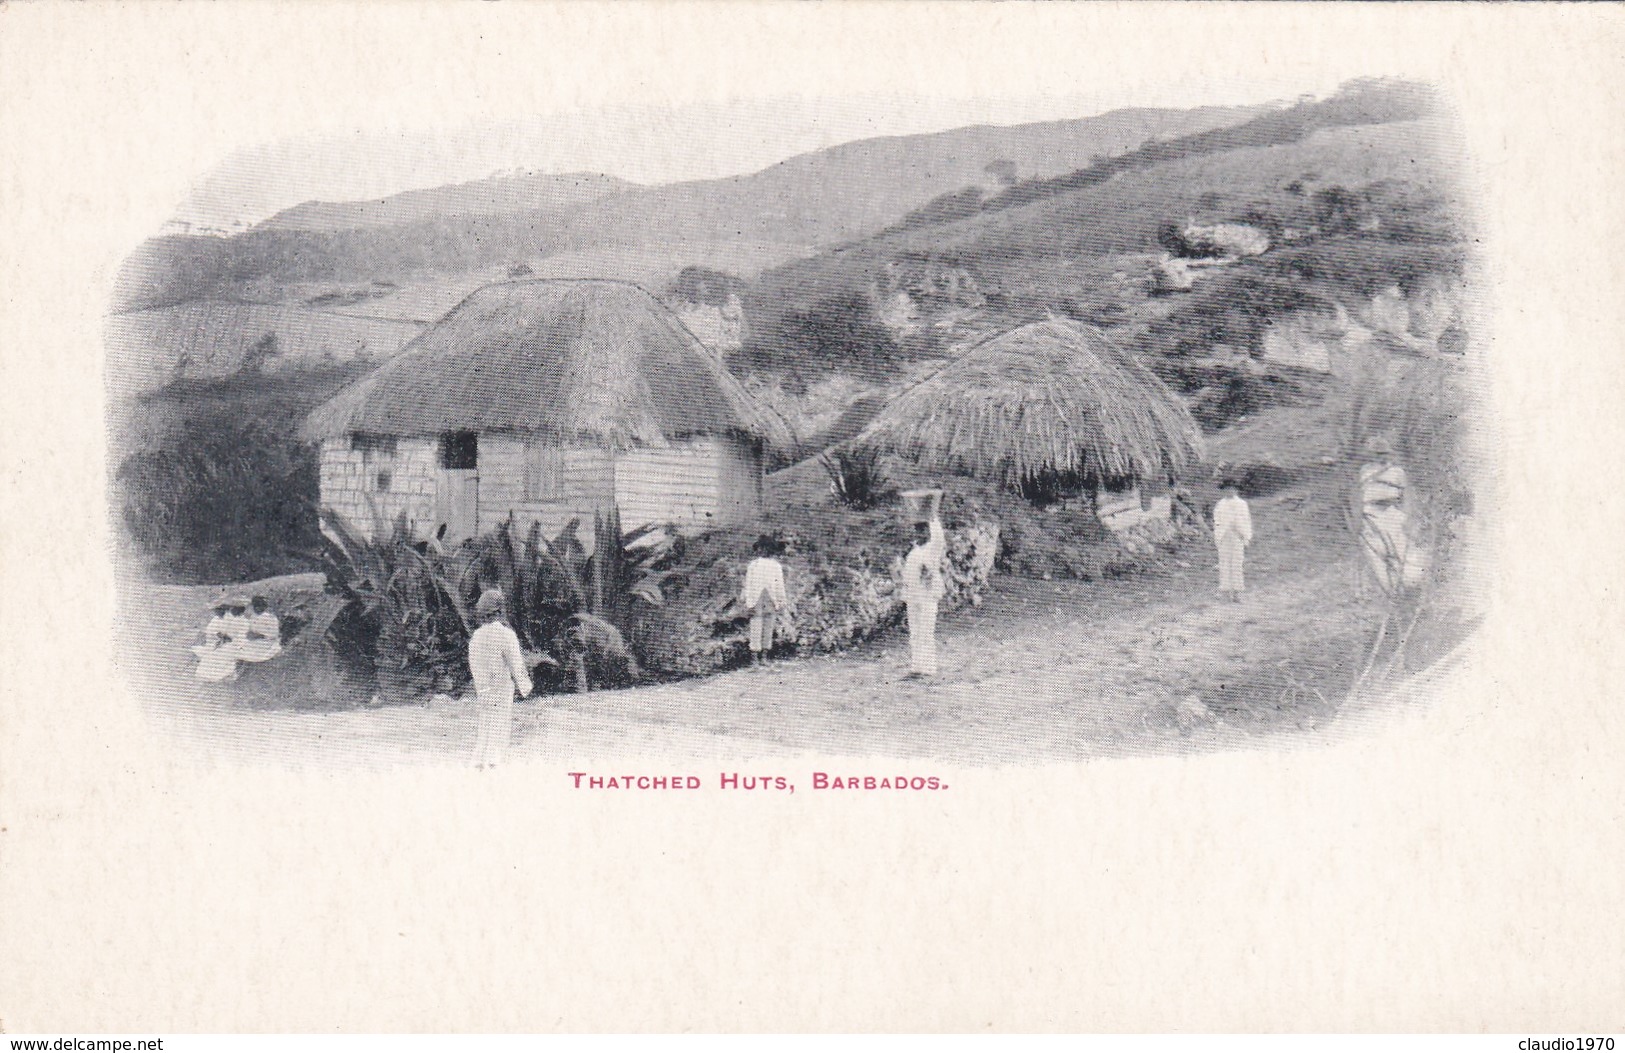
top-left (739, 82), bottom-right (1467, 379)
top-left (108, 80), bottom-right (1479, 587)
top-left (257, 170), bottom-right (636, 231)
top-left (105, 301), bottom-right (426, 394)
top-left (112, 103), bottom-right (1268, 313)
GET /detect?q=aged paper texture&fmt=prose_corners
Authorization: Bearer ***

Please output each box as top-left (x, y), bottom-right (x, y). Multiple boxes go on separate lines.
top-left (1, 1), bottom-right (1622, 1033)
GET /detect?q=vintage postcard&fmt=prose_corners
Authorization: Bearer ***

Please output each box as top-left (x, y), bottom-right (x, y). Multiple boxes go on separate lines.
top-left (1, 1), bottom-right (1621, 1035)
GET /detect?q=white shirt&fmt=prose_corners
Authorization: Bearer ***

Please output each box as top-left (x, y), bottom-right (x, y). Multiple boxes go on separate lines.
top-left (902, 519), bottom-right (947, 603)
top-left (468, 621), bottom-right (532, 702)
top-left (742, 557), bottom-right (788, 611)
top-left (202, 615), bottom-right (233, 646)
top-left (1213, 495), bottom-right (1253, 545)
top-left (239, 611), bottom-right (283, 662)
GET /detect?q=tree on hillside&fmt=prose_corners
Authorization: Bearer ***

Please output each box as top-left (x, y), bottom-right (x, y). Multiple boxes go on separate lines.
top-left (239, 332), bottom-right (281, 375)
top-left (668, 265), bottom-right (746, 307)
top-left (1312, 185), bottom-right (1368, 235)
top-left (118, 417), bottom-right (320, 583)
top-left (983, 159), bottom-right (1019, 186)
top-left (776, 290), bottom-right (902, 378)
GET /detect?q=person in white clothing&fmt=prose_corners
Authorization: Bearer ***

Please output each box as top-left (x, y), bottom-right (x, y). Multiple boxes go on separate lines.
top-left (741, 535), bottom-right (789, 666)
top-left (192, 598), bottom-right (245, 682)
top-left (901, 515), bottom-right (947, 677)
top-left (237, 595), bottom-right (283, 664)
top-left (1358, 441), bottom-right (1425, 595)
top-left (1212, 480), bottom-right (1253, 602)
top-left (466, 589), bottom-right (533, 770)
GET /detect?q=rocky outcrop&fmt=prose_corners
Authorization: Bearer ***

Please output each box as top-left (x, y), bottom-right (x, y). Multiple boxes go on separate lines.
top-left (1180, 221), bottom-right (1271, 260)
top-left (1259, 276), bottom-right (1470, 374)
top-left (674, 296), bottom-right (746, 355)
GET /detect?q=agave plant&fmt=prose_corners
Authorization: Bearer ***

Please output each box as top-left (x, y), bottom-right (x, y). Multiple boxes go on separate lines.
top-left (819, 445), bottom-right (896, 511)
top-left (318, 506), bottom-right (472, 702)
top-left (449, 507), bottom-right (683, 693)
top-left (319, 503), bottom-right (683, 699)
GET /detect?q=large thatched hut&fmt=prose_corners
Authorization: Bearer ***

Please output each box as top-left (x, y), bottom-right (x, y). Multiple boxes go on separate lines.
top-left (857, 319), bottom-right (1203, 524)
top-left (301, 279), bottom-right (789, 544)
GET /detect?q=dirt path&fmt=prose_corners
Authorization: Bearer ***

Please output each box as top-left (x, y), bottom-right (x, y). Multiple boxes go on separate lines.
top-left (124, 485), bottom-right (1390, 768)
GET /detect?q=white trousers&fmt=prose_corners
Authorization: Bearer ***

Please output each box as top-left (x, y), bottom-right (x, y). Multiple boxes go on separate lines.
top-left (748, 607), bottom-right (777, 652)
top-left (470, 690), bottom-right (514, 767)
top-left (1216, 534), bottom-right (1247, 593)
top-left (907, 598), bottom-right (939, 676)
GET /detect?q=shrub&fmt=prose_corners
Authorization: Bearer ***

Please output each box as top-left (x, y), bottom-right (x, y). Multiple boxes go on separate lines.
top-left (118, 417), bottom-right (320, 584)
top-left (819, 446), bottom-right (896, 510)
top-left (750, 290), bottom-right (904, 379)
top-left (319, 506), bottom-right (680, 700)
top-left (638, 503), bottom-right (1000, 677)
top-left (318, 509), bottom-right (474, 701)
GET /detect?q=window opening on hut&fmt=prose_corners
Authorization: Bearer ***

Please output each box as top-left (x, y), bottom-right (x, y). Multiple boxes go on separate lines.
top-left (524, 438), bottom-right (564, 501)
top-left (351, 433), bottom-right (397, 492)
top-left (439, 431), bottom-right (478, 470)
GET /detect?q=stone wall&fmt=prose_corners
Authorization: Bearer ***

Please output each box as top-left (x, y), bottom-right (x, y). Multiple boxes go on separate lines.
top-left (318, 438), bottom-right (438, 536)
top-left (318, 432), bottom-right (764, 545)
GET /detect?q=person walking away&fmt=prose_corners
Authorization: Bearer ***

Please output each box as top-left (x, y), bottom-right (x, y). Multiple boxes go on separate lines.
top-left (741, 535), bottom-right (788, 666)
top-left (1213, 480), bottom-right (1253, 602)
top-left (467, 589), bottom-right (532, 770)
top-left (902, 514), bottom-right (947, 677)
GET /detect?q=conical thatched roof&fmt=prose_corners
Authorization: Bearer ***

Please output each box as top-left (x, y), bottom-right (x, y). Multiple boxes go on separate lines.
top-left (855, 319), bottom-right (1204, 486)
top-left (301, 279), bottom-right (790, 450)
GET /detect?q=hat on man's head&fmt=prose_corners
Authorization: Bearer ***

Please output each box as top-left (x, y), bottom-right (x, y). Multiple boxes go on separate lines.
top-left (475, 589), bottom-right (506, 617)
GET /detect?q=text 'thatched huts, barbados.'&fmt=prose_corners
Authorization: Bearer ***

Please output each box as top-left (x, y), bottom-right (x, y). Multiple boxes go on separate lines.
top-left (300, 279), bottom-right (790, 544)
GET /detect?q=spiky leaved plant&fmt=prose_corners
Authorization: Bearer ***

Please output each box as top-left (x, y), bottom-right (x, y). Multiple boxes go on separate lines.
top-left (318, 506), bottom-right (472, 702)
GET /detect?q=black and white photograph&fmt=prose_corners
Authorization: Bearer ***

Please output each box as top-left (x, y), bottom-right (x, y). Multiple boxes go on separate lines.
top-left (2, 1), bottom-right (1621, 1037)
top-left (107, 78), bottom-right (1487, 768)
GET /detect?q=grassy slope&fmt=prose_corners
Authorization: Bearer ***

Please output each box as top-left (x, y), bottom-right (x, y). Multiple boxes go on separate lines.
top-left (105, 302), bottom-right (427, 395)
top-left (751, 117), bottom-right (1466, 332)
top-left (257, 171), bottom-right (637, 231)
top-left (112, 105), bottom-right (1268, 313)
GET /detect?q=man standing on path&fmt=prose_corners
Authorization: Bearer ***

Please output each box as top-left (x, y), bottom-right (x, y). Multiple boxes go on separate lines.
top-left (902, 512), bottom-right (947, 678)
top-left (1213, 479), bottom-right (1253, 603)
top-left (467, 589), bottom-right (532, 770)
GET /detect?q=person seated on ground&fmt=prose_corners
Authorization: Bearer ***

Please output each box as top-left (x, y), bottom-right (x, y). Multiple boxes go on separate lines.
top-left (192, 597), bottom-right (247, 682)
top-left (238, 595), bottom-right (283, 664)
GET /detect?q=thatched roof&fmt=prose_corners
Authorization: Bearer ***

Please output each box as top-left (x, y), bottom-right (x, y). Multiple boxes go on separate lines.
top-left (855, 319), bottom-right (1204, 485)
top-left (300, 280), bottom-right (790, 450)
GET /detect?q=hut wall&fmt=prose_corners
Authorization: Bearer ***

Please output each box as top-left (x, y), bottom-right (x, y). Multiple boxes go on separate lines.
top-left (475, 435), bottom-right (616, 540)
top-left (321, 432), bottom-right (764, 542)
top-left (318, 438), bottom-right (439, 538)
top-left (613, 436), bottom-right (740, 533)
top-left (715, 436), bottom-right (765, 525)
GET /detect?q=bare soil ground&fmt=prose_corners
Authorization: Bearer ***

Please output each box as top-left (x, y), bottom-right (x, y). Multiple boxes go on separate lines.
top-left (122, 467), bottom-right (1431, 769)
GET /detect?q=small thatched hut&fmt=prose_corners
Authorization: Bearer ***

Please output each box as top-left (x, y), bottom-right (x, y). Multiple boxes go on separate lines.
top-left (856, 319), bottom-right (1204, 522)
top-left (301, 279), bottom-right (790, 544)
